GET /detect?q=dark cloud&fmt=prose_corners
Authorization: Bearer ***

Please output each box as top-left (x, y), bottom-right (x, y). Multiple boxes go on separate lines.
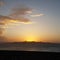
top-left (0, 15), bottom-right (12, 20)
top-left (11, 8), bottom-right (30, 16)
top-left (10, 6), bottom-right (32, 17)
top-left (0, 1), bottom-right (5, 6)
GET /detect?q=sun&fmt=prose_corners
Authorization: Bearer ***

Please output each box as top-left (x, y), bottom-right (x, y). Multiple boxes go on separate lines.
top-left (25, 39), bottom-right (34, 42)
top-left (24, 36), bottom-right (37, 42)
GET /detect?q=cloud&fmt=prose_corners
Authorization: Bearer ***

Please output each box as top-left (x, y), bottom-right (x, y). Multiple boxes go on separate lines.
top-left (30, 14), bottom-right (44, 17)
top-left (8, 6), bottom-right (33, 23)
top-left (26, 11), bottom-right (32, 14)
top-left (0, 15), bottom-right (14, 25)
top-left (0, 15), bottom-right (31, 24)
top-left (21, 21), bottom-right (34, 24)
top-left (0, 6), bottom-right (33, 37)
top-left (0, 1), bottom-right (5, 6)
top-left (0, 15), bottom-right (32, 37)
top-left (10, 6), bottom-right (32, 17)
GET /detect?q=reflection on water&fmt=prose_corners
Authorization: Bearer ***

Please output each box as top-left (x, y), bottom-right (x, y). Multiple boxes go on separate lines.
top-left (0, 46), bottom-right (60, 52)
top-left (0, 46), bottom-right (49, 51)
top-left (0, 42), bottom-right (60, 52)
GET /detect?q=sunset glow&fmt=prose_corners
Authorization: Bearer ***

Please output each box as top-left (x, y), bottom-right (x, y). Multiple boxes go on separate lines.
top-left (24, 36), bottom-right (38, 42)
top-left (0, 0), bottom-right (60, 43)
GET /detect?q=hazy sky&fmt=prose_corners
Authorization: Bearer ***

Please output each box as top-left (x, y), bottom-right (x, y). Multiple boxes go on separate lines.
top-left (0, 0), bottom-right (60, 43)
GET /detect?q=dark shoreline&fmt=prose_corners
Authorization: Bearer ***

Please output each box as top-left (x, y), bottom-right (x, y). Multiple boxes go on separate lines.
top-left (0, 42), bottom-right (60, 44)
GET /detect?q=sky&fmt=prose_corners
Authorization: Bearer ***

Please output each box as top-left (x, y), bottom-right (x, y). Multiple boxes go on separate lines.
top-left (0, 0), bottom-right (60, 43)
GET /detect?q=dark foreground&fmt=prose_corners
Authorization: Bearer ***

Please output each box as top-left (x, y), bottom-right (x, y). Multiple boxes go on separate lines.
top-left (0, 50), bottom-right (60, 60)
top-left (0, 42), bottom-right (60, 59)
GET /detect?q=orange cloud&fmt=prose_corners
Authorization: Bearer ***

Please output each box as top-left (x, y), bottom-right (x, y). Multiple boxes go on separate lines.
top-left (0, 15), bottom-right (31, 24)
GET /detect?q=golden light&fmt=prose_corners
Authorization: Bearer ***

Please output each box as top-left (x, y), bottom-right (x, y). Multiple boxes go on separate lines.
top-left (24, 35), bottom-right (38, 42)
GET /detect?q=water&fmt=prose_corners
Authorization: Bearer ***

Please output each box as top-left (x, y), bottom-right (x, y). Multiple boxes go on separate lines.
top-left (0, 42), bottom-right (60, 52)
